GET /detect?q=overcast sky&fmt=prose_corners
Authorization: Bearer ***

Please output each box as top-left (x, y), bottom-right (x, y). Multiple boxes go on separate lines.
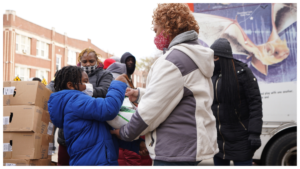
top-left (1, 0), bottom-right (290, 62)
top-left (1, 0), bottom-right (171, 61)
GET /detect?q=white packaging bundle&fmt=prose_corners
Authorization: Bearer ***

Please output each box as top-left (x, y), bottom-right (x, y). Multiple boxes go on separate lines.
top-left (107, 97), bottom-right (135, 129)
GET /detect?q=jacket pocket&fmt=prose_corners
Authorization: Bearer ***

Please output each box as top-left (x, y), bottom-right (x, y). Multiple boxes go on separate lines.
top-left (235, 110), bottom-right (247, 130)
top-left (104, 140), bottom-right (117, 163)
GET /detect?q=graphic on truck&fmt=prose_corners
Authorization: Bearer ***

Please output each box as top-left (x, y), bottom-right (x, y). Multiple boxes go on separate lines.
top-left (189, 3), bottom-right (297, 166)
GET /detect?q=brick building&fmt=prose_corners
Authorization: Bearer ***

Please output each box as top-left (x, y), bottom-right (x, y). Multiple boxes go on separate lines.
top-left (3, 10), bottom-right (113, 83)
top-left (132, 70), bottom-right (147, 88)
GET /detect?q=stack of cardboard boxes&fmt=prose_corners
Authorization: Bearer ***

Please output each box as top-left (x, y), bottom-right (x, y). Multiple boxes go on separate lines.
top-left (3, 81), bottom-right (55, 166)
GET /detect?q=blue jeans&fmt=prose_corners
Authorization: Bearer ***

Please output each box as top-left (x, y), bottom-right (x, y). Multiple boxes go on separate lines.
top-left (153, 160), bottom-right (201, 166)
top-left (213, 156), bottom-right (252, 166)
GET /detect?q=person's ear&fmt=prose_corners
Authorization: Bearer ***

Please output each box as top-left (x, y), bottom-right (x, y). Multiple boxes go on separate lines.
top-left (66, 82), bottom-right (75, 90)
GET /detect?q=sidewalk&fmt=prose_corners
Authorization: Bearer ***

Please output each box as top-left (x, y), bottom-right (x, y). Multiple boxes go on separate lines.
top-left (198, 159), bottom-right (215, 166)
top-left (198, 159), bottom-right (258, 166)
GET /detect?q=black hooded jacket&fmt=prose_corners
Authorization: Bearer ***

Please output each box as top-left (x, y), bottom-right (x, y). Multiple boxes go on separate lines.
top-left (211, 59), bottom-right (263, 161)
top-left (121, 52), bottom-right (136, 78)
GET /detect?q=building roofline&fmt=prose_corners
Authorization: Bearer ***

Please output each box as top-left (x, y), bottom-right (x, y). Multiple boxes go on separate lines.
top-left (4, 12), bottom-right (113, 56)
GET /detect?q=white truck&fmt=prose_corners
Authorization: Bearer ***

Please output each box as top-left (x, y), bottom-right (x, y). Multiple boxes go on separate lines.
top-left (190, 3), bottom-right (297, 166)
top-left (253, 83), bottom-right (296, 165)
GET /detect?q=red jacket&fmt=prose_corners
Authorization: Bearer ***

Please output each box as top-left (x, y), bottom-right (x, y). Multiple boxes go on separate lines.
top-left (118, 136), bottom-right (152, 166)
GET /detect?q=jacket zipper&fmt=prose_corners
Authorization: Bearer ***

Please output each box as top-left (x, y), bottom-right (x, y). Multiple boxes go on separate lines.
top-left (235, 109), bottom-right (247, 130)
top-left (149, 131), bottom-right (155, 147)
top-left (215, 75), bottom-right (226, 159)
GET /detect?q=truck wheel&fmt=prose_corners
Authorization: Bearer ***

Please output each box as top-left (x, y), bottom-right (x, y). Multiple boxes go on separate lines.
top-left (265, 132), bottom-right (297, 166)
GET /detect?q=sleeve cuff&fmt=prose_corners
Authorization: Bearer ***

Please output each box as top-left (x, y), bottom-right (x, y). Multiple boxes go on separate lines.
top-left (120, 125), bottom-right (130, 141)
top-left (110, 80), bottom-right (127, 89)
top-left (249, 133), bottom-right (260, 139)
top-left (134, 88), bottom-right (140, 104)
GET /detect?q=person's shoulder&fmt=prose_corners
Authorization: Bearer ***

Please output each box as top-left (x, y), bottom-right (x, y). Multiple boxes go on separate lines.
top-left (50, 90), bottom-right (84, 105)
top-left (94, 68), bottom-right (112, 75)
top-left (64, 90), bottom-right (85, 97)
top-left (234, 60), bottom-right (256, 82)
top-left (234, 59), bottom-right (248, 68)
top-left (69, 90), bottom-right (93, 103)
top-left (89, 68), bottom-right (111, 79)
top-left (234, 60), bottom-right (252, 73)
top-left (101, 69), bottom-right (112, 74)
top-left (46, 81), bottom-right (56, 92)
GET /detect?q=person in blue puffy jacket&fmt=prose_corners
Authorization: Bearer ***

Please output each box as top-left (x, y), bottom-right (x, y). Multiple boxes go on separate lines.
top-left (48, 66), bottom-right (147, 166)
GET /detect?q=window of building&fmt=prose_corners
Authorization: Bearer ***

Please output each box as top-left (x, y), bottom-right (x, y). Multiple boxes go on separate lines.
top-left (68, 50), bottom-right (76, 65)
top-left (16, 34), bottom-right (19, 52)
top-left (137, 76), bottom-right (140, 83)
top-left (36, 40), bottom-right (39, 56)
top-left (16, 34), bottom-right (31, 55)
top-left (15, 66), bottom-right (30, 81)
top-left (36, 41), bottom-right (49, 58)
top-left (36, 70), bottom-right (48, 83)
top-left (56, 55), bottom-right (62, 71)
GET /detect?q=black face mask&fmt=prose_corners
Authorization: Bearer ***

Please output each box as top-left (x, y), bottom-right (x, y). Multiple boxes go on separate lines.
top-left (214, 60), bottom-right (221, 73)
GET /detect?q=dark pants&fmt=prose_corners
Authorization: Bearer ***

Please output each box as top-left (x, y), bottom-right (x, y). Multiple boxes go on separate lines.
top-left (213, 156), bottom-right (252, 166)
top-left (58, 144), bottom-right (70, 166)
top-left (153, 160), bottom-right (200, 166)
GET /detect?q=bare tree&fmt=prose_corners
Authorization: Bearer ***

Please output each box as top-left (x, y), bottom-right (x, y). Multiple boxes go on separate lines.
top-left (136, 51), bottom-right (162, 83)
top-left (136, 56), bottom-right (158, 71)
top-left (136, 50), bottom-right (162, 71)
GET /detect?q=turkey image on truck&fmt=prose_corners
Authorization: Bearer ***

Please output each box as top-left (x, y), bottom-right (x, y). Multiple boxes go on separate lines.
top-left (188, 3), bottom-right (297, 166)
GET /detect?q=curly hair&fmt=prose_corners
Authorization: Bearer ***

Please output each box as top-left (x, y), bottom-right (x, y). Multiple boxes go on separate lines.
top-left (78, 48), bottom-right (103, 65)
top-left (152, 3), bottom-right (199, 40)
top-left (54, 66), bottom-right (83, 91)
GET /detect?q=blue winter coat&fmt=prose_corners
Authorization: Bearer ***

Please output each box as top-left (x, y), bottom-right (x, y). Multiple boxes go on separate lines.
top-left (48, 81), bottom-right (141, 166)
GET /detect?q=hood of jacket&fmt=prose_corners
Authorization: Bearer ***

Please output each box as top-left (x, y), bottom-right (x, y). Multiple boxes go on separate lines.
top-left (121, 52), bottom-right (136, 75)
top-left (168, 30), bottom-right (198, 49)
top-left (110, 56), bottom-right (120, 63)
top-left (106, 62), bottom-right (127, 75)
top-left (48, 90), bottom-right (82, 128)
top-left (168, 30), bottom-right (214, 78)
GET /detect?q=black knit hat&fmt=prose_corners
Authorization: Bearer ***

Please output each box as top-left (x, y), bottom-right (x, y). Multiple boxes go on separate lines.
top-left (210, 38), bottom-right (233, 59)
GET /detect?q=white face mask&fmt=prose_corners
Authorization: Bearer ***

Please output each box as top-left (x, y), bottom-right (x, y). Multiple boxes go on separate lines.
top-left (82, 83), bottom-right (93, 96)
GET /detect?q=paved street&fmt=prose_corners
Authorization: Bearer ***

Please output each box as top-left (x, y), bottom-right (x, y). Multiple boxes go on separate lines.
top-left (198, 159), bottom-right (215, 166)
top-left (198, 159), bottom-right (258, 166)
top-left (198, 159), bottom-right (237, 166)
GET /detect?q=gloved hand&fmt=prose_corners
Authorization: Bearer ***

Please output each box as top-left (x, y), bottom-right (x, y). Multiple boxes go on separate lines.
top-left (248, 134), bottom-right (261, 152)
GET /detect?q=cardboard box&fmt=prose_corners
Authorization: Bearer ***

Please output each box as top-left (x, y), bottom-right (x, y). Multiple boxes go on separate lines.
top-left (3, 159), bottom-right (52, 166)
top-left (3, 133), bottom-right (50, 159)
top-left (3, 106), bottom-right (54, 135)
top-left (40, 134), bottom-right (50, 159)
top-left (51, 161), bottom-right (57, 166)
top-left (3, 133), bottom-right (13, 159)
top-left (3, 81), bottom-right (52, 110)
top-left (3, 81), bottom-right (11, 106)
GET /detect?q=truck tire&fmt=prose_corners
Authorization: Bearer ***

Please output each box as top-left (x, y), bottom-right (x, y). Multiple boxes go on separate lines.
top-left (265, 132), bottom-right (297, 166)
